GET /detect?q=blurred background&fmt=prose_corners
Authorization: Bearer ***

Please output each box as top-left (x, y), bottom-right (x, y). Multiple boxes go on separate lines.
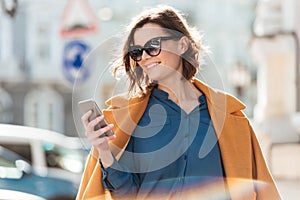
top-left (0, 0), bottom-right (299, 199)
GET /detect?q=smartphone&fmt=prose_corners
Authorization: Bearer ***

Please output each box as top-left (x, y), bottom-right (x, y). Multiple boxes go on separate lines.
top-left (78, 99), bottom-right (114, 137)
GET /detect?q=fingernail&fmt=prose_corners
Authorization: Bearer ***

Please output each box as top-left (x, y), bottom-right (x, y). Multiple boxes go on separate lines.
top-left (109, 124), bottom-right (114, 127)
top-left (109, 135), bottom-right (116, 140)
top-left (97, 116), bottom-right (103, 121)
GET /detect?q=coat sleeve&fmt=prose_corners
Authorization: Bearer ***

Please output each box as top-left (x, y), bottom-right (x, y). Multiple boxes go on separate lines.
top-left (76, 147), bottom-right (112, 200)
top-left (249, 122), bottom-right (282, 200)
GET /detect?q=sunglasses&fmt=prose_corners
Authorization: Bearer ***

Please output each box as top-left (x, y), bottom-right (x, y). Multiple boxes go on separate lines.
top-left (128, 36), bottom-right (177, 62)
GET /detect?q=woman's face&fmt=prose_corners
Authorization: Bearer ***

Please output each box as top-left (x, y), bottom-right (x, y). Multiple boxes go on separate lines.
top-left (132, 23), bottom-right (184, 82)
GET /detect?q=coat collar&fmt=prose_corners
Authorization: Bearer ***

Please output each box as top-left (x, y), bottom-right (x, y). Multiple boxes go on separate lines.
top-left (105, 78), bottom-right (246, 114)
top-left (191, 77), bottom-right (246, 114)
top-left (191, 78), bottom-right (246, 137)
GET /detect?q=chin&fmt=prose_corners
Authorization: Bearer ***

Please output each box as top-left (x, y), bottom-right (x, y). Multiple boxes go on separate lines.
top-left (147, 72), bottom-right (162, 81)
top-left (148, 74), bottom-right (166, 82)
top-left (148, 71), bottom-right (178, 83)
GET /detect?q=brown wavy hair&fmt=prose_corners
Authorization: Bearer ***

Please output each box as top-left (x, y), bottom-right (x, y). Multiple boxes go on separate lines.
top-left (113, 5), bottom-right (205, 97)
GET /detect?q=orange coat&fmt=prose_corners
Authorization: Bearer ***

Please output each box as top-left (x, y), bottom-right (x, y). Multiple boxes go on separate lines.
top-left (76, 78), bottom-right (281, 200)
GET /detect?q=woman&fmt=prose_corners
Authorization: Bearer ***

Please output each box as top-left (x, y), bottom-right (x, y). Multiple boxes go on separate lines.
top-left (77, 5), bottom-right (281, 200)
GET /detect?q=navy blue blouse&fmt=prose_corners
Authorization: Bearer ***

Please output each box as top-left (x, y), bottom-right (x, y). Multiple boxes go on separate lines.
top-left (101, 88), bottom-right (228, 199)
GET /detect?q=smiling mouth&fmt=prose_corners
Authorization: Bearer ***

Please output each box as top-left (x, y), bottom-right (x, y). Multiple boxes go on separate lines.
top-left (145, 62), bottom-right (160, 69)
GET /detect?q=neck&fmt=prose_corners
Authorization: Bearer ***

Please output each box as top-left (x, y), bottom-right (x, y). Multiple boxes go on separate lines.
top-left (157, 76), bottom-right (200, 104)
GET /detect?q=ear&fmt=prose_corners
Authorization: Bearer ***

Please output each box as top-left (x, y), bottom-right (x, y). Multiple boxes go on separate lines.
top-left (178, 36), bottom-right (189, 55)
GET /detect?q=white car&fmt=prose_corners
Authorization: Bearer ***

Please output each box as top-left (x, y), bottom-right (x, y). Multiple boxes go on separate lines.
top-left (0, 124), bottom-right (89, 185)
top-left (0, 189), bottom-right (46, 200)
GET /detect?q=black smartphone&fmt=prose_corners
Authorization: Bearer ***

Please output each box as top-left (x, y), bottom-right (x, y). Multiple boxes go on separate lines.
top-left (78, 99), bottom-right (114, 137)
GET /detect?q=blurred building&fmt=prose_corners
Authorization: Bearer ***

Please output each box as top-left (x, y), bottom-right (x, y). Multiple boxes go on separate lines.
top-left (250, 0), bottom-right (300, 196)
top-left (0, 0), bottom-right (256, 136)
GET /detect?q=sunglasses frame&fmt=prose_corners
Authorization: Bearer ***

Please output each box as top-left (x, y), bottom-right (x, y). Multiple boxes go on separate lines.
top-left (128, 36), bottom-right (177, 62)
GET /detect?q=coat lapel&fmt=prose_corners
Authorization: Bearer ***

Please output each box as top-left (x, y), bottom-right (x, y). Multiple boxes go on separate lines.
top-left (192, 78), bottom-right (256, 199)
top-left (192, 78), bottom-right (248, 174)
top-left (103, 92), bottom-right (151, 160)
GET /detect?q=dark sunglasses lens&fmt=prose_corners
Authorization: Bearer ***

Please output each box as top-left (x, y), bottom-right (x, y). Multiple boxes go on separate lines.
top-left (145, 38), bottom-right (161, 56)
top-left (129, 48), bottom-right (143, 61)
top-left (145, 47), bottom-right (160, 56)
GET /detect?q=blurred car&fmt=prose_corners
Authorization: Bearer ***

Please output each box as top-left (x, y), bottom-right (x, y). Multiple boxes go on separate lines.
top-left (0, 124), bottom-right (89, 194)
top-left (0, 146), bottom-right (76, 200)
top-left (0, 189), bottom-right (46, 200)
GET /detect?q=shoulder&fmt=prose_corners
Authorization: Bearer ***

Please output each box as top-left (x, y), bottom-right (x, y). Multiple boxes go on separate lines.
top-left (223, 91), bottom-right (246, 113)
top-left (192, 78), bottom-right (246, 113)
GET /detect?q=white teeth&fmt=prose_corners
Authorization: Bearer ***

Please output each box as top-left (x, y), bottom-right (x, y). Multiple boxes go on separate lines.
top-left (147, 62), bottom-right (159, 69)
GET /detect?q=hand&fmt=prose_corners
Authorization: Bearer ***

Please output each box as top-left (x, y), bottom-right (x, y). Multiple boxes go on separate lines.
top-left (81, 110), bottom-right (116, 166)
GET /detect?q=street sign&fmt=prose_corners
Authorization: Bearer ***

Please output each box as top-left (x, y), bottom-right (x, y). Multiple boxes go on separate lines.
top-left (60, 0), bottom-right (99, 38)
top-left (62, 40), bottom-right (90, 84)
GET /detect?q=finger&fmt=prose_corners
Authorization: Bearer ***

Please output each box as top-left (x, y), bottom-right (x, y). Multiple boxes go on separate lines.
top-left (107, 135), bottom-right (116, 140)
top-left (81, 110), bottom-right (92, 128)
top-left (87, 133), bottom-right (111, 147)
top-left (86, 115), bottom-right (105, 133)
top-left (94, 124), bottom-right (114, 138)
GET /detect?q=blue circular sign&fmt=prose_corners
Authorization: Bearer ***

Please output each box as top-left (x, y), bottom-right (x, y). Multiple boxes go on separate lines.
top-left (62, 40), bottom-right (91, 84)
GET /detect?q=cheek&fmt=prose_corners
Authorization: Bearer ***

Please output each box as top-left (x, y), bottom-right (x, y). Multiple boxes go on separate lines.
top-left (159, 51), bottom-right (182, 67)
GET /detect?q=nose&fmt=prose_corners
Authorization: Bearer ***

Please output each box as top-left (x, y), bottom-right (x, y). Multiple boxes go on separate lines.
top-left (141, 49), bottom-right (151, 60)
